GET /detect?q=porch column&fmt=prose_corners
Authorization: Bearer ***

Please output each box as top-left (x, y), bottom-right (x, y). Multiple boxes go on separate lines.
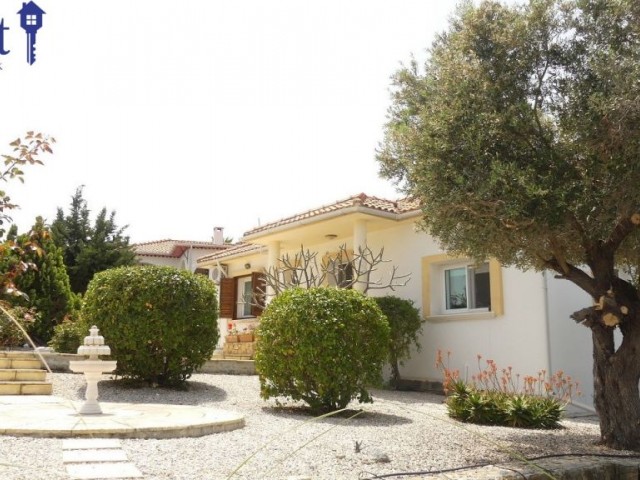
top-left (266, 241), bottom-right (280, 301)
top-left (353, 220), bottom-right (367, 293)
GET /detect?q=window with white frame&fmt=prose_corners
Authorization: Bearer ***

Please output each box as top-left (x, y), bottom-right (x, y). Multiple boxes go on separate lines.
top-left (236, 276), bottom-right (253, 318)
top-left (443, 262), bottom-right (490, 312)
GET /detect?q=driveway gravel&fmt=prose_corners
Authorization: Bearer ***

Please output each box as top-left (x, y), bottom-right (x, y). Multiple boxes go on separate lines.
top-left (0, 372), bottom-right (629, 479)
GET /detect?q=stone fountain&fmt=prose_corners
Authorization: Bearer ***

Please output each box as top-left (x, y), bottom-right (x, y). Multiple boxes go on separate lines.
top-left (69, 325), bottom-right (117, 414)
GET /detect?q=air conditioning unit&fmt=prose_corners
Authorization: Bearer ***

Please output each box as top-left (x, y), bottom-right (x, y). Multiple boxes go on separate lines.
top-left (210, 264), bottom-right (228, 283)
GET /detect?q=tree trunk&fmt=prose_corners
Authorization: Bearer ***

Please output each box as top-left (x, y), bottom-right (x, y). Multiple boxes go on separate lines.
top-left (390, 359), bottom-right (401, 390)
top-left (591, 319), bottom-right (640, 450)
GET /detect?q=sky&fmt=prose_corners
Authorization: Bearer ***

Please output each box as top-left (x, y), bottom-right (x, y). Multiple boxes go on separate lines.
top-left (1, 0), bottom-right (464, 244)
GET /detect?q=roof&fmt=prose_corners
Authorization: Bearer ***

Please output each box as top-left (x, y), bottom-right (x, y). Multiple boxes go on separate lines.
top-left (197, 243), bottom-right (262, 264)
top-left (18, 2), bottom-right (46, 15)
top-left (133, 239), bottom-right (229, 258)
top-left (243, 193), bottom-right (420, 237)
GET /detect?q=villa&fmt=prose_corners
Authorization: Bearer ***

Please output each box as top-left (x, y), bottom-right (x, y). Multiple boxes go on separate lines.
top-left (197, 193), bottom-right (595, 412)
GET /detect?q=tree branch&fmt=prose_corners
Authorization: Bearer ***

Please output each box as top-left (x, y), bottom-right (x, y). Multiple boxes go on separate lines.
top-left (604, 213), bottom-right (639, 255)
top-left (544, 256), bottom-right (597, 297)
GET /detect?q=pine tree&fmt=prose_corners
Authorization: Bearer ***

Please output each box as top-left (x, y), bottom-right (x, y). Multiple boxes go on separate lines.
top-left (10, 217), bottom-right (77, 343)
top-left (52, 187), bottom-right (136, 293)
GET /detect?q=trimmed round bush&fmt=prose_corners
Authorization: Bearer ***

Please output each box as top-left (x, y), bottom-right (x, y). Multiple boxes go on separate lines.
top-left (82, 266), bottom-right (219, 387)
top-left (255, 287), bottom-right (390, 412)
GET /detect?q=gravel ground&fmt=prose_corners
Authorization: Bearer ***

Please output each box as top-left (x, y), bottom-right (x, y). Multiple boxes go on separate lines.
top-left (0, 372), bottom-right (630, 480)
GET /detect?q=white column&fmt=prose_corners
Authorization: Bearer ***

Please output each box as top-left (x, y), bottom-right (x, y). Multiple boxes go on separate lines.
top-left (266, 241), bottom-right (280, 300)
top-left (353, 220), bottom-right (367, 293)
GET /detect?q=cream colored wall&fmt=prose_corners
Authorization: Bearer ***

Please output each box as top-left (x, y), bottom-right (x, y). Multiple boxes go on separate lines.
top-left (544, 271), bottom-right (594, 410)
top-left (415, 269), bottom-right (549, 382)
top-left (359, 222), bottom-right (544, 383)
top-left (224, 254), bottom-right (266, 279)
top-left (229, 221), bottom-right (552, 383)
top-left (209, 219), bottom-right (591, 400)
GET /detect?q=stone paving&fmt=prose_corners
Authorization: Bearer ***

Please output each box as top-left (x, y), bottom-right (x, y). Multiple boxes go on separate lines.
top-left (63, 439), bottom-right (143, 479)
top-left (0, 395), bottom-right (245, 479)
top-left (0, 395), bottom-right (244, 439)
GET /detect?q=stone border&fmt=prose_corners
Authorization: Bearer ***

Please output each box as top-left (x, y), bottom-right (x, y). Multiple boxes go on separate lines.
top-left (0, 397), bottom-right (245, 439)
top-left (34, 352), bottom-right (257, 376)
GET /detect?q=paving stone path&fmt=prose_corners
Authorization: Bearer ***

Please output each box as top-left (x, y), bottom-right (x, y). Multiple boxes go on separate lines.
top-left (62, 439), bottom-right (143, 479)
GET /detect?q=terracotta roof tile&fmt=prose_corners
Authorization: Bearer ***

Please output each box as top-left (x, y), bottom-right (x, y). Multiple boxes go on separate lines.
top-left (243, 193), bottom-right (420, 237)
top-left (134, 239), bottom-right (228, 258)
top-left (197, 243), bottom-right (262, 264)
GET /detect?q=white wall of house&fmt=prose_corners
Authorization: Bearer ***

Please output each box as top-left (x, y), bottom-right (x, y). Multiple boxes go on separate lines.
top-left (347, 220), bottom-right (590, 407)
top-left (138, 256), bottom-right (182, 268)
top-left (182, 248), bottom-right (219, 272)
top-left (138, 247), bottom-right (220, 273)
top-left (545, 271), bottom-right (594, 410)
top-left (208, 217), bottom-right (595, 408)
top-left (416, 270), bottom-right (549, 383)
top-left (365, 222), bottom-right (436, 306)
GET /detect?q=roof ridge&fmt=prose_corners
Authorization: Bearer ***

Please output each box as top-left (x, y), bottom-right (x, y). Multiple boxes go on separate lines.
top-left (242, 192), bottom-right (419, 238)
top-left (133, 239), bottom-right (224, 246)
top-left (131, 239), bottom-right (174, 246)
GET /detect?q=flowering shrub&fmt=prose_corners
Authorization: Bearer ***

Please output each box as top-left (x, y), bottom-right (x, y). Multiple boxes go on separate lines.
top-left (436, 351), bottom-right (580, 429)
top-left (227, 322), bottom-right (238, 335)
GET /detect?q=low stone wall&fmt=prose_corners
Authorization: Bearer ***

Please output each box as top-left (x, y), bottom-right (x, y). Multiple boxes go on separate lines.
top-left (28, 352), bottom-right (257, 376)
top-left (198, 359), bottom-right (256, 375)
top-left (222, 340), bottom-right (256, 360)
top-left (38, 352), bottom-right (83, 372)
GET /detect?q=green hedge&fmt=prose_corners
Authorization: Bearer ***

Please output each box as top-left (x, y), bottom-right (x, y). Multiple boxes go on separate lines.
top-left (255, 287), bottom-right (390, 412)
top-left (82, 266), bottom-right (219, 387)
top-left (48, 312), bottom-right (87, 353)
top-left (373, 296), bottom-right (423, 388)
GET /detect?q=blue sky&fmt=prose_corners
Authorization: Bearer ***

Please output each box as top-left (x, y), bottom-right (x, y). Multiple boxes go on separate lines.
top-left (2, 0), bottom-right (467, 243)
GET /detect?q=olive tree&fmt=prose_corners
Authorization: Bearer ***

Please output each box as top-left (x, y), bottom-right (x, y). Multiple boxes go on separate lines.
top-left (378, 0), bottom-right (640, 449)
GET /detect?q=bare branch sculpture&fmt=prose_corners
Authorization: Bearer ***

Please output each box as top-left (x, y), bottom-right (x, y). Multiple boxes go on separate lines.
top-left (258, 244), bottom-right (410, 302)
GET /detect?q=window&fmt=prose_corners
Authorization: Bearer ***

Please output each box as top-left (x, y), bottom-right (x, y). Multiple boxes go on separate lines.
top-left (26, 14), bottom-right (37, 25)
top-left (219, 272), bottom-right (266, 319)
top-left (326, 260), bottom-right (354, 288)
top-left (444, 263), bottom-right (490, 311)
top-left (194, 268), bottom-right (210, 277)
top-left (421, 254), bottom-right (503, 319)
top-left (236, 276), bottom-right (253, 318)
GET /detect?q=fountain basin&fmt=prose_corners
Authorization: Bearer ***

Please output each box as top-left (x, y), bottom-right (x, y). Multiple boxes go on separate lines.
top-left (69, 359), bottom-right (117, 414)
top-left (69, 360), bottom-right (117, 373)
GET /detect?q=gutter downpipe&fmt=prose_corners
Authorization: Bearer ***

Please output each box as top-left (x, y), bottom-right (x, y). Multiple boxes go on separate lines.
top-left (542, 272), bottom-right (554, 386)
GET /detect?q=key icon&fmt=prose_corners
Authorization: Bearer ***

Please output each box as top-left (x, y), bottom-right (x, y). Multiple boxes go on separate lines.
top-left (18, 1), bottom-right (46, 65)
